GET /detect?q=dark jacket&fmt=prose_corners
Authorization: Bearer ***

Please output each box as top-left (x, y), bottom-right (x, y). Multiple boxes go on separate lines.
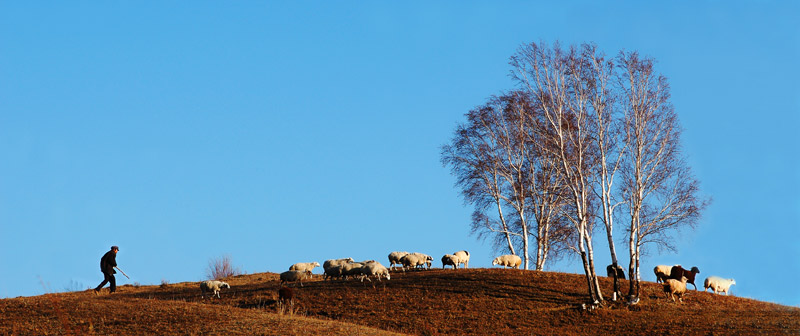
top-left (100, 250), bottom-right (117, 274)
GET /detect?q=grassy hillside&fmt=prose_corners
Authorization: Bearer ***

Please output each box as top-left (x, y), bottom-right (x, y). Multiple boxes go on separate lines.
top-left (1, 268), bottom-right (797, 335)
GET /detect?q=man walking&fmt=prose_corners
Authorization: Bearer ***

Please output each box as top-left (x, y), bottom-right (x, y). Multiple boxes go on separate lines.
top-left (95, 245), bottom-right (119, 294)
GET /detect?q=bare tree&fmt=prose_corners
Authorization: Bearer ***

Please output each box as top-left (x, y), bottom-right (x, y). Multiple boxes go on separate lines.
top-left (512, 41), bottom-right (605, 303)
top-left (582, 45), bottom-right (628, 300)
top-left (443, 102), bottom-right (517, 255)
top-left (616, 51), bottom-right (710, 302)
top-left (443, 91), bottom-right (571, 270)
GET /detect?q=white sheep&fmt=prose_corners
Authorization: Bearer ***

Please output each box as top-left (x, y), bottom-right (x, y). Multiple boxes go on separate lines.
top-left (323, 258), bottom-right (354, 271)
top-left (409, 252), bottom-right (433, 269)
top-left (663, 276), bottom-right (689, 303)
top-left (341, 262), bottom-right (366, 280)
top-left (399, 254), bottom-right (427, 271)
top-left (704, 276), bottom-right (736, 295)
top-left (289, 261), bottom-right (320, 274)
top-left (200, 280), bottom-right (230, 298)
top-left (360, 262), bottom-right (391, 282)
top-left (280, 270), bottom-right (308, 287)
top-left (441, 254), bottom-right (458, 269)
top-left (492, 254), bottom-right (522, 269)
top-left (387, 251), bottom-right (409, 271)
top-left (654, 265), bottom-right (674, 283)
top-left (453, 250), bottom-right (470, 268)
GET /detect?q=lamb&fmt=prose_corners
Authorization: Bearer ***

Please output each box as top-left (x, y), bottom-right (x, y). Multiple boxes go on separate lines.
top-left (704, 276), bottom-right (736, 295)
top-left (653, 265), bottom-right (674, 283)
top-left (323, 258), bottom-right (354, 271)
top-left (388, 251), bottom-right (409, 271)
top-left (492, 254), bottom-right (522, 269)
top-left (606, 264), bottom-right (626, 280)
top-left (280, 270), bottom-right (308, 287)
top-left (200, 280), bottom-right (230, 298)
top-left (441, 254), bottom-right (458, 269)
top-left (360, 262), bottom-right (391, 282)
top-left (662, 276), bottom-right (689, 303)
top-left (453, 250), bottom-right (470, 268)
top-left (289, 262), bottom-right (320, 274)
top-left (669, 265), bottom-right (700, 290)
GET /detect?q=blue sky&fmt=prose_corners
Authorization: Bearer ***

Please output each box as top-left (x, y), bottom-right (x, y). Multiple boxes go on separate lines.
top-left (1, 2), bottom-right (798, 307)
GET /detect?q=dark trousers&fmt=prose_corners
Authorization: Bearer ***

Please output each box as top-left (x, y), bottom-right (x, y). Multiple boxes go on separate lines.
top-left (95, 272), bottom-right (116, 293)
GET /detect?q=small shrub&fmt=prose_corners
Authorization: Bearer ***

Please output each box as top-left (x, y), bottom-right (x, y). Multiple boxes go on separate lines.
top-left (206, 255), bottom-right (242, 280)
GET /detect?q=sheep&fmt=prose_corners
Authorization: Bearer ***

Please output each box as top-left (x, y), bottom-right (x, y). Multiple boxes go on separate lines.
top-left (323, 258), bottom-right (354, 271)
top-left (663, 276), bottom-right (689, 303)
top-left (606, 264), bottom-right (626, 280)
top-left (441, 254), bottom-right (458, 269)
top-left (280, 270), bottom-right (308, 287)
top-left (492, 255), bottom-right (522, 269)
top-left (277, 286), bottom-right (294, 314)
top-left (388, 251), bottom-right (409, 271)
top-left (654, 265), bottom-right (674, 283)
top-left (341, 262), bottom-right (366, 280)
top-left (409, 252), bottom-right (434, 269)
top-left (453, 250), bottom-right (470, 268)
top-left (704, 276), bottom-right (736, 295)
top-left (289, 262), bottom-right (320, 274)
top-left (360, 262), bottom-right (391, 282)
top-left (670, 265), bottom-right (701, 290)
top-left (323, 264), bottom-right (344, 281)
top-left (200, 280), bottom-right (230, 298)
top-left (399, 254), bottom-right (427, 271)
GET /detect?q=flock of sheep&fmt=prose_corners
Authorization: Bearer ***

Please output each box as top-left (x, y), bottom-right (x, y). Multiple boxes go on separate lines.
top-left (197, 251), bottom-right (736, 305)
top-left (652, 264), bottom-right (736, 303)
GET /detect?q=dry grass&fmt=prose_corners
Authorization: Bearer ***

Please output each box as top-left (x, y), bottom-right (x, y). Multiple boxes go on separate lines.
top-left (1, 269), bottom-right (797, 335)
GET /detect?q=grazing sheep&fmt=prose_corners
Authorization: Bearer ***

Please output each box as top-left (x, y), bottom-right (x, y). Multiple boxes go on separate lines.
top-left (323, 265), bottom-right (344, 281)
top-left (280, 270), bottom-right (308, 287)
top-left (200, 280), bottom-right (230, 298)
top-left (492, 255), bottom-right (522, 269)
top-left (323, 258), bottom-right (354, 271)
top-left (453, 250), bottom-right (470, 268)
top-left (670, 265), bottom-right (701, 290)
top-left (360, 262), bottom-right (391, 282)
top-left (388, 251), bottom-right (409, 271)
top-left (606, 264), bottom-right (626, 280)
top-left (441, 254), bottom-right (458, 269)
top-left (341, 262), bottom-right (366, 280)
top-left (409, 253), bottom-right (434, 269)
top-left (289, 262), bottom-right (320, 274)
top-left (277, 286), bottom-right (294, 313)
top-left (704, 276), bottom-right (736, 295)
top-left (399, 254), bottom-right (427, 270)
top-left (663, 276), bottom-right (689, 303)
top-left (654, 265), bottom-right (674, 283)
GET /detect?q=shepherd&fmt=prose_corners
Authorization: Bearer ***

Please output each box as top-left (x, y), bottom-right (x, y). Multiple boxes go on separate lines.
top-left (94, 245), bottom-right (120, 294)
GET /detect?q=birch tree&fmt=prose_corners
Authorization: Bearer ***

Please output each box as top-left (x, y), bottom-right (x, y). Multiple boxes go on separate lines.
top-left (511, 41), bottom-right (605, 303)
top-left (442, 103), bottom-right (518, 255)
top-left (581, 45), bottom-right (627, 300)
top-left (616, 51), bottom-right (709, 302)
top-left (442, 91), bottom-right (570, 270)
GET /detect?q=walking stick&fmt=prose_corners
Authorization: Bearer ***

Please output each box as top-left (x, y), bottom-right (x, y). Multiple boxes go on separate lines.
top-left (115, 266), bottom-right (130, 279)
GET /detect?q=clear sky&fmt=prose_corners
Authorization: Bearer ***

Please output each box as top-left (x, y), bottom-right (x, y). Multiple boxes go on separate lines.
top-left (1, 2), bottom-right (798, 307)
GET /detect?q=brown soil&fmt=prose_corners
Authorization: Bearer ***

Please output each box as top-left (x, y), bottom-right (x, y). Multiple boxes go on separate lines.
top-left (1, 268), bottom-right (797, 335)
